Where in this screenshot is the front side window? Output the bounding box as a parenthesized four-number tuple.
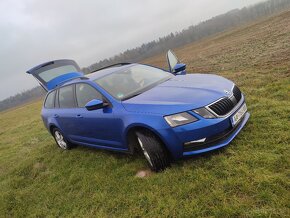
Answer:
(76, 83, 102, 107)
(59, 85, 75, 108)
(95, 65, 173, 100)
(44, 90, 56, 108)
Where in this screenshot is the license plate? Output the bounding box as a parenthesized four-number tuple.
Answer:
(231, 103, 247, 126)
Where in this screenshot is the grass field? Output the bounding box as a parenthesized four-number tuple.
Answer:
(1, 10, 290, 217)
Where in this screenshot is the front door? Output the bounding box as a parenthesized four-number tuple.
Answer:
(72, 83, 124, 149)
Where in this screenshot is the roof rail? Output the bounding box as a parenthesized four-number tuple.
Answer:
(56, 76, 88, 87)
(91, 62, 132, 73)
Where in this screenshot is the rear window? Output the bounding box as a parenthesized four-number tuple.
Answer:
(44, 91, 56, 108)
(59, 85, 75, 108)
(39, 65, 78, 82)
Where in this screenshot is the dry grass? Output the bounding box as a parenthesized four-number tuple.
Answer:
(1, 10, 290, 217)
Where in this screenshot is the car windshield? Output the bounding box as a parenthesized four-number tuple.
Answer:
(95, 65, 173, 100)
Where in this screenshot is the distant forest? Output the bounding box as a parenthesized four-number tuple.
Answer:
(87, 0, 290, 72)
(0, 87, 45, 112)
(1, 0, 289, 112)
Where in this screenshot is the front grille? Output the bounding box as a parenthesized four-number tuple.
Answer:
(209, 97, 234, 116)
(208, 85, 242, 116)
(233, 85, 242, 102)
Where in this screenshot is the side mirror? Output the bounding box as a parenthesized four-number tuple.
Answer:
(166, 50, 186, 75)
(85, 99, 107, 111)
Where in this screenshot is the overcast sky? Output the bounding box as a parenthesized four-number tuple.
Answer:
(0, 0, 264, 100)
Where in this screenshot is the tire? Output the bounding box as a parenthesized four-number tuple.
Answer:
(136, 130, 170, 172)
(52, 128, 72, 150)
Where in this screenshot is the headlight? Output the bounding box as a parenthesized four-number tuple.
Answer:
(164, 112, 198, 127)
(193, 108, 216, 119)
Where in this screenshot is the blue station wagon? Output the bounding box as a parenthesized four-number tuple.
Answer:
(27, 50, 250, 172)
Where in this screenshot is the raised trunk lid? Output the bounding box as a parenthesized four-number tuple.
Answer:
(26, 59, 83, 91)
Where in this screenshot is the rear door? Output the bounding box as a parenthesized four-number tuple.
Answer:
(55, 84, 80, 138)
(26, 59, 83, 91)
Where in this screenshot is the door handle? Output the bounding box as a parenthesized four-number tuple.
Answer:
(53, 114, 59, 118)
(76, 114, 83, 118)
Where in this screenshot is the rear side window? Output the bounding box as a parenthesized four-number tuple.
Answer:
(44, 91, 56, 108)
(76, 83, 102, 107)
(59, 85, 75, 108)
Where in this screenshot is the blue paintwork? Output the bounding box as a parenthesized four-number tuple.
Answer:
(183, 113, 250, 156)
(173, 63, 186, 75)
(46, 72, 84, 90)
(28, 60, 250, 160)
(85, 99, 104, 110)
(122, 74, 233, 115)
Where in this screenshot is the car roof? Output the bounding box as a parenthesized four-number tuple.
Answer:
(87, 63, 136, 80)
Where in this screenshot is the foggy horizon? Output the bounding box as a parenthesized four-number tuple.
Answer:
(0, 0, 264, 100)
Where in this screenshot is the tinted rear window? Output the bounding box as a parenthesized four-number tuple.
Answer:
(59, 85, 75, 108)
(44, 91, 55, 108)
(39, 65, 78, 82)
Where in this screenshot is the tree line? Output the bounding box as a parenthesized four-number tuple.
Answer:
(1, 0, 289, 112)
(87, 0, 290, 72)
(0, 86, 45, 112)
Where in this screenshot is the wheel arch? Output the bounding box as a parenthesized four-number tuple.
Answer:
(125, 124, 172, 157)
(49, 124, 58, 135)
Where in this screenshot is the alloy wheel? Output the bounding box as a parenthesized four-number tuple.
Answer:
(54, 130, 68, 149)
(137, 137, 153, 167)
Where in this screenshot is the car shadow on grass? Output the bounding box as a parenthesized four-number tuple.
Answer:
(72, 142, 229, 172)
(73, 143, 142, 161)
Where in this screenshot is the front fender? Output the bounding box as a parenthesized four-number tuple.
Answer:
(122, 113, 182, 158)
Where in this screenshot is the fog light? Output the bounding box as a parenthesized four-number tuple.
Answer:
(184, 137, 206, 145)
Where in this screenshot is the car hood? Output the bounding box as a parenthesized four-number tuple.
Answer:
(122, 74, 234, 115)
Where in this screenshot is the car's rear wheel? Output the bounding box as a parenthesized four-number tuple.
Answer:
(52, 128, 72, 150)
(136, 130, 170, 172)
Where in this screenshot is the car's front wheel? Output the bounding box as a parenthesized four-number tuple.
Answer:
(52, 128, 72, 150)
(136, 130, 170, 172)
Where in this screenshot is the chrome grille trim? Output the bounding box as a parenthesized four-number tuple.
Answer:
(205, 85, 243, 118)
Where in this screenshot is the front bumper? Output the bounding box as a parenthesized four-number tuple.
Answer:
(183, 112, 250, 156)
(157, 100, 250, 159)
